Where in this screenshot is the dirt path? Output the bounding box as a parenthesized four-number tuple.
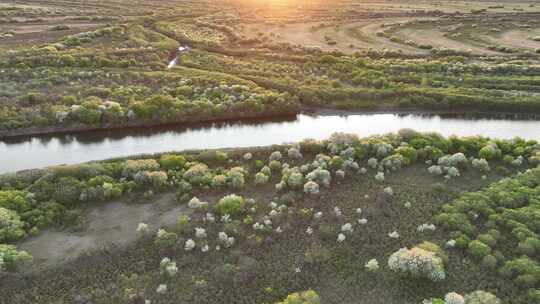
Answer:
(487, 28, 540, 50)
(18, 192, 189, 270)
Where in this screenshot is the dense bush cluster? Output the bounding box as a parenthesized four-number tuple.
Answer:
(436, 167, 540, 300)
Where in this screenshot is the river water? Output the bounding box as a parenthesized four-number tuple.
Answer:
(1, 113, 539, 174)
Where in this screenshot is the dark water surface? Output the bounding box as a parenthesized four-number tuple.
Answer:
(1, 113, 539, 174)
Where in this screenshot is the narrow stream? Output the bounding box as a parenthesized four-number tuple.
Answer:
(1, 113, 539, 174)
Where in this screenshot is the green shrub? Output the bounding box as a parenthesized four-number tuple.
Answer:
(159, 154, 186, 170)
(0, 207, 26, 242)
(481, 255, 498, 269)
(0, 244, 32, 271)
(277, 290, 320, 304)
(215, 194, 245, 216)
(478, 234, 497, 247)
(479, 144, 501, 160)
(468, 240, 491, 258)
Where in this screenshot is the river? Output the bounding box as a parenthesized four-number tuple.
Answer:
(1, 113, 539, 174)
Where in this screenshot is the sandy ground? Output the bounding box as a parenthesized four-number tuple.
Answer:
(395, 26, 500, 55)
(19, 192, 189, 270)
(487, 28, 540, 50)
(242, 17, 429, 54)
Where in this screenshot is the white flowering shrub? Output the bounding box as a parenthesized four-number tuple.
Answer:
(445, 166, 460, 179)
(388, 230, 399, 238)
(136, 222, 149, 235)
(269, 151, 282, 161)
(417, 223, 436, 232)
(428, 165, 443, 175)
(339, 147, 356, 160)
(387, 246, 446, 281)
(337, 233, 346, 242)
(384, 187, 394, 196)
(243, 153, 253, 160)
(464, 290, 500, 304)
(155, 227, 178, 245)
(367, 158, 378, 169)
(335, 170, 345, 179)
(444, 292, 465, 304)
(185, 239, 196, 251)
(218, 231, 235, 248)
(365, 258, 379, 272)
(156, 284, 167, 294)
(358, 218, 368, 225)
(260, 166, 272, 177)
(375, 142, 393, 158)
(306, 168, 331, 187)
(471, 158, 490, 172)
(183, 163, 209, 184)
(382, 154, 404, 171)
(160, 257, 178, 277)
(195, 227, 207, 239)
(438, 153, 467, 168)
(341, 223, 354, 233)
(375, 172, 385, 182)
(343, 159, 359, 171)
(287, 148, 302, 160)
(254, 172, 270, 185)
(304, 181, 319, 194)
(285, 170, 304, 189)
(188, 197, 208, 210)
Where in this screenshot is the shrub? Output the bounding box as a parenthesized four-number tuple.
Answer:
(215, 194, 245, 216)
(0, 190, 31, 213)
(481, 255, 498, 270)
(254, 172, 269, 185)
(149, 171, 168, 188)
(183, 163, 209, 185)
(227, 167, 246, 189)
(159, 154, 186, 170)
(396, 146, 418, 165)
(478, 144, 501, 160)
(212, 175, 227, 187)
(122, 159, 159, 177)
(0, 244, 32, 271)
(269, 160, 282, 171)
(444, 292, 465, 304)
(287, 148, 302, 160)
(388, 246, 446, 281)
(286, 171, 304, 190)
(306, 168, 331, 187)
(269, 151, 282, 161)
(468, 240, 491, 259)
(472, 159, 490, 172)
(276, 290, 320, 304)
(464, 290, 501, 304)
(428, 165, 443, 175)
(0, 207, 26, 242)
(304, 181, 320, 194)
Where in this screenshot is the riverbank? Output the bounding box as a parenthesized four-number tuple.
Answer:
(1, 112, 539, 174)
(2, 106, 540, 140)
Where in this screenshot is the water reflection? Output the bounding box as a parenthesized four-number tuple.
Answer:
(1, 113, 539, 174)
